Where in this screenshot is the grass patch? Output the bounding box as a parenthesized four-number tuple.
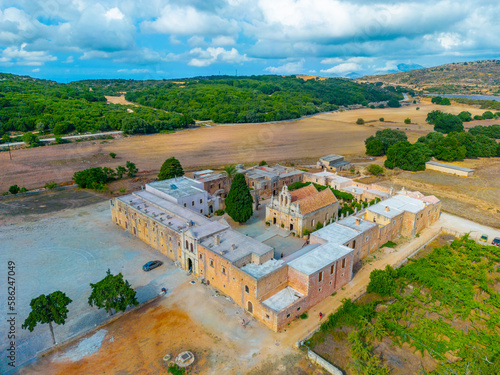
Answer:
(380, 240, 397, 248)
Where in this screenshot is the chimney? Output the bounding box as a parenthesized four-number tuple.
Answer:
(355, 218, 361, 225)
(214, 235, 220, 245)
(231, 244, 237, 250)
(385, 206, 390, 212)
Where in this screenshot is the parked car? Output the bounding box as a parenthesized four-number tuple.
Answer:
(143, 260, 163, 271)
(492, 238, 500, 247)
(480, 234, 488, 243)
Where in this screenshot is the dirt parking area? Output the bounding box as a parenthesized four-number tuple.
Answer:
(0, 196, 190, 374)
(0, 101, 485, 192)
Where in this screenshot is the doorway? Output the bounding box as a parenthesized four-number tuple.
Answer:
(289, 223, 293, 231)
(247, 301, 253, 313)
(273, 217, 277, 224)
(188, 258, 193, 272)
(133, 227, 136, 235)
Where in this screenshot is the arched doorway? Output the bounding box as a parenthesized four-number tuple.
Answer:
(247, 301, 253, 313)
(188, 258, 193, 272)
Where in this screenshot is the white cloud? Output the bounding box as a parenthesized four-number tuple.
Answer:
(64, 56, 74, 63)
(32, 68, 40, 72)
(105, 8, 125, 21)
(265, 59, 305, 74)
(0, 43, 57, 66)
(142, 4, 239, 36)
(117, 68, 150, 74)
(212, 36, 236, 46)
(320, 62, 361, 74)
(188, 47, 249, 67)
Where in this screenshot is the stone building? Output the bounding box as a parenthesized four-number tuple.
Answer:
(317, 154, 354, 172)
(425, 161, 474, 177)
(110, 180, 440, 332)
(146, 177, 220, 216)
(110, 182, 353, 332)
(266, 185, 339, 235)
(240, 164, 304, 198)
(192, 170, 231, 198)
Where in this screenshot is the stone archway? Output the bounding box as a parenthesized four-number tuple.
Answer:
(188, 258, 193, 272)
(247, 301, 253, 313)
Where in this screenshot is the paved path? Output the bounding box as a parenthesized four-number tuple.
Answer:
(6, 131, 123, 147)
(440, 212, 500, 242)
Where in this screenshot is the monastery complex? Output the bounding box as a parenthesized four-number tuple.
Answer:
(110, 162, 441, 331)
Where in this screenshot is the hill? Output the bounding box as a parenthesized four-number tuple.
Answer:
(359, 60, 500, 95)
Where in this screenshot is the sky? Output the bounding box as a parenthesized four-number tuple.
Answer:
(1, 0, 500, 82)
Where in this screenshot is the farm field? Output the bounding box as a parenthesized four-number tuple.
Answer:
(306, 235, 500, 374)
(0, 100, 486, 193)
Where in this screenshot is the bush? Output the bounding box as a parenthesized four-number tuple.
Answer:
(366, 265, 398, 296)
(109, 152, 117, 159)
(259, 160, 267, 166)
(315, 222, 324, 230)
(366, 164, 383, 175)
(118, 188, 126, 193)
(215, 209, 225, 216)
(73, 167, 116, 189)
(365, 128, 408, 156)
(281, 223, 285, 228)
(44, 181, 58, 189)
(379, 118, 384, 122)
(384, 141, 432, 171)
(303, 228, 310, 236)
(8, 185, 20, 194)
(300, 313, 308, 319)
(53, 137, 70, 144)
(404, 118, 411, 124)
(387, 98, 401, 108)
(356, 118, 365, 125)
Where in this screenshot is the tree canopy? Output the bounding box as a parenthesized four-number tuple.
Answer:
(434, 113, 464, 133)
(22, 291, 72, 345)
(365, 129, 408, 156)
(158, 157, 184, 180)
(88, 269, 138, 315)
(384, 141, 432, 171)
(225, 173, 253, 223)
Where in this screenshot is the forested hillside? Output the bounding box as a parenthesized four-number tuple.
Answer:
(125, 76, 401, 123)
(0, 73, 401, 140)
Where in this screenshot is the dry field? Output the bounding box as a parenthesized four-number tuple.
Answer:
(104, 94, 137, 106)
(0, 100, 485, 192)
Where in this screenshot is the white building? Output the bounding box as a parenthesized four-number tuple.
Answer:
(146, 177, 220, 216)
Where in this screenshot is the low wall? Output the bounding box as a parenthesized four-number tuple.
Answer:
(307, 350, 343, 375)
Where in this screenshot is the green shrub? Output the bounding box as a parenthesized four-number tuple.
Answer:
(366, 265, 398, 296)
(315, 222, 324, 230)
(259, 160, 267, 166)
(356, 118, 365, 125)
(281, 223, 285, 228)
(167, 364, 186, 375)
(303, 228, 310, 236)
(109, 152, 117, 159)
(366, 164, 383, 175)
(44, 181, 58, 189)
(8, 185, 20, 195)
(379, 117, 384, 122)
(300, 313, 308, 319)
(118, 188, 126, 193)
(404, 118, 411, 124)
(215, 209, 225, 216)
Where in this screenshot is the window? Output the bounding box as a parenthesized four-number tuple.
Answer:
(199, 254, 203, 260)
(222, 266, 226, 275)
(342, 258, 346, 268)
(393, 220, 396, 225)
(365, 236, 368, 242)
(266, 314, 270, 319)
(210, 259, 214, 267)
(352, 240, 356, 248)
(200, 199, 203, 204)
(341, 273, 344, 277)
(330, 265, 334, 274)
(297, 307, 301, 311)
(184, 203, 187, 207)
(185, 240, 189, 249)
(192, 201, 195, 206)
(190, 243, 193, 252)
(319, 271, 323, 282)
(312, 219, 315, 227)
(286, 313, 290, 318)
(318, 287, 322, 292)
(200, 209, 203, 213)
(245, 285, 249, 293)
(329, 281, 332, 285)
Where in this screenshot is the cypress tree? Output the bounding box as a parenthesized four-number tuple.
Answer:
(225, 173, 253, 223)
(158, 157, 184, 180)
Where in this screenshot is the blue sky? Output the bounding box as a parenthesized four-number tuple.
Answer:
(1, 0, 500, 82)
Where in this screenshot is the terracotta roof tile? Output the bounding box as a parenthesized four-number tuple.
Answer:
(289, 184, 317, 202)
(297, 188, 338, 215)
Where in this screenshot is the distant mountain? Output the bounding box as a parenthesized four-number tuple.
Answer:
(344, 72, 362, 79)
(358, 59, 500, 94)
(396, 63, 425, 72)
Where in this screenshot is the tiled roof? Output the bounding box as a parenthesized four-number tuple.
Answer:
(297, 188, 338, 215)
(289, 184, 318, 202)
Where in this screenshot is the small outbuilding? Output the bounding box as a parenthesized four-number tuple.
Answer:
(425, 161, 474, 177)
(317, 154, 354, 172)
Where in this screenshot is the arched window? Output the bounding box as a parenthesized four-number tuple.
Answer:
(185, 240, 188, 249)
(244, 285, 249, 293)
(190, 243, 194, 252)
